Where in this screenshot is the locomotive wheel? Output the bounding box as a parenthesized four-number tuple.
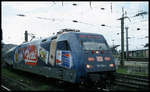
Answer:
(106, 80, 112, 90)
(78, 78, 93, 90)
(79, 80, 85, 89)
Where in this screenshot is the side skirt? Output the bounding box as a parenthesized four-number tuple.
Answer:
(13, 64, 77, 83)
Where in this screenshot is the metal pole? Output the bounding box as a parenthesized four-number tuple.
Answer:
(1, 29, 2, 41)
(25, 30, 28, 42)
(112, 39, 114, 47)
(62, 1, 63, 6)
(125, 27, 129, 60)
(120, 7, 124, 67)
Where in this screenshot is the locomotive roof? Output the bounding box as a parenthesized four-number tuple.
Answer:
(4, 46, 17, 56)
(58, 32, 103, 36)
(17, 32, 103, 46)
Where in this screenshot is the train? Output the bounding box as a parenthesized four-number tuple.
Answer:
(3, 29, 116, 88)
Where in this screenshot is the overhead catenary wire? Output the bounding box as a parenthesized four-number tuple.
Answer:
(16, 2, 148, 50)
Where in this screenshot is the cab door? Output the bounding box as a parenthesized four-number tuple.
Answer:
(56, 40, 72, 68)
(49, 39, 57, 66)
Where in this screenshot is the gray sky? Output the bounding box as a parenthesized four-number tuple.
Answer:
(2, 1, 149, 51)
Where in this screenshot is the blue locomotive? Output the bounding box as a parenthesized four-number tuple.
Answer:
(3, 29, 116, 88)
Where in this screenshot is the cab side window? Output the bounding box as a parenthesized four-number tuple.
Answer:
(57, 40, 70, 50)
(40, 39, 51, 51)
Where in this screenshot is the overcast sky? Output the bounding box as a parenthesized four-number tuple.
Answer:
(1, 1, 149, 51)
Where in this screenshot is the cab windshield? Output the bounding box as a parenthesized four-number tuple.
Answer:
(81, 41, 108, 50)
(79, 34, 109, 50)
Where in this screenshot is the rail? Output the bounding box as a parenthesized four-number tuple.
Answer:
(2, 67, 149, 91)
(1, 74, 34, 90)
(1, 68, 66, 91)
(127, 57, 148, 61)
(1, 85, 11, 91)
(114, 73, 149, 90)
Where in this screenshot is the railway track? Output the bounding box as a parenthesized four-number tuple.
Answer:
(1, 74, 35, 91)
(1, 85, 11, 91)
(1, 68, 110, 91)
(1, 70, 65, 91)
(114, 73, 149, 90)
(2, 67, 149, 91)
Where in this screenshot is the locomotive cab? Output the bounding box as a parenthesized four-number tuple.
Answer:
(77, 34, 116, 87)
(78, 34, 116, 73)
(54, 32, 116, 86)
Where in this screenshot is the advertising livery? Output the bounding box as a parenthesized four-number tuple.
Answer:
(4, 29, 116, 88)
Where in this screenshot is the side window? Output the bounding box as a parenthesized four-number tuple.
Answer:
(40, 40, 51, 51)
(57, 40, 71, 50)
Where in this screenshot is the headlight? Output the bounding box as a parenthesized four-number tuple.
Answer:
(109, 64, 114, 67)
(86, 64, 93, 69)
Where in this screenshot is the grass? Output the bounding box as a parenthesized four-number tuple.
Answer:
(2, 67, 22, 80)
(2, 67, 36, 90)
(1, 67, 42, 90)
(116, 66, 128, 74)
(116, 65, 149, 77)
(1, 67, 61, 90)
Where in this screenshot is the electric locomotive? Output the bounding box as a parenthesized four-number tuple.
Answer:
(3, 29, 116, 88)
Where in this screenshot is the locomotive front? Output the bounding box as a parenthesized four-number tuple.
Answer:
(76, 33, 116, 88)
